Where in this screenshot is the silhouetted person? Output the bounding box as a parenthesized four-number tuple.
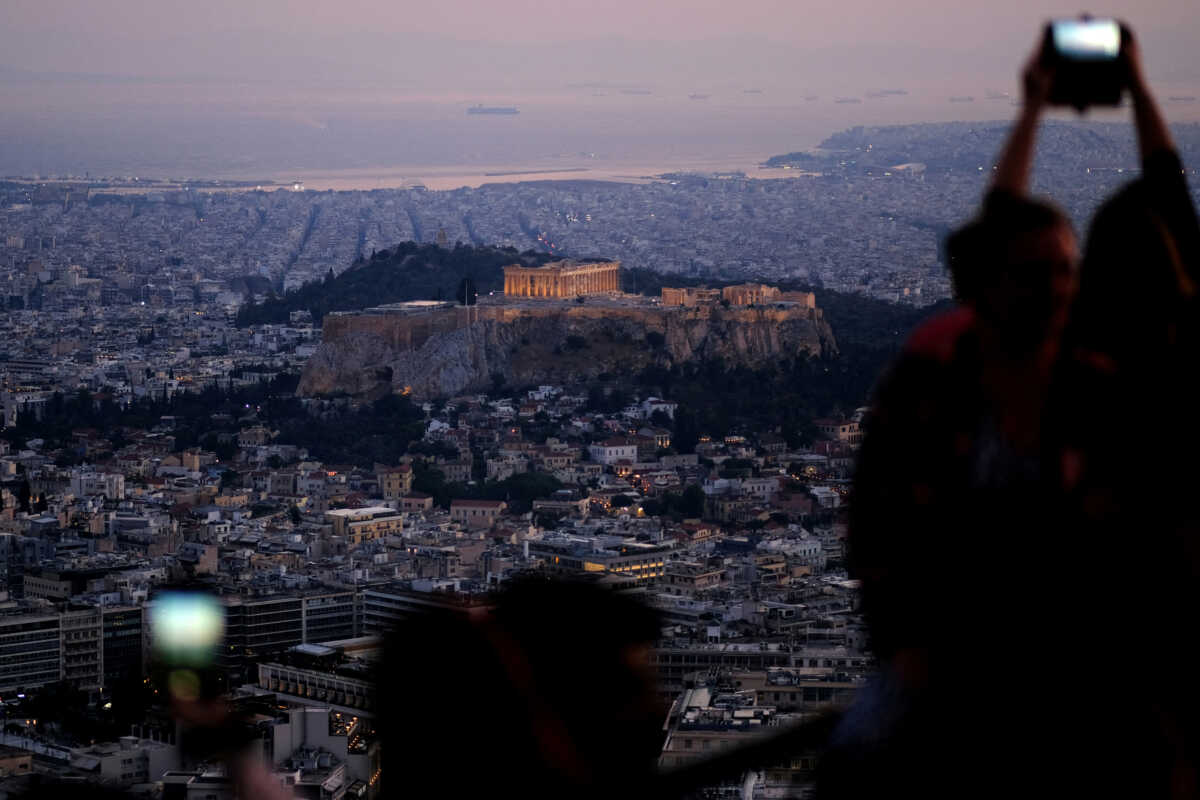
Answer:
(375, 576, 665, 800)
(830, 24, 1200, 800)
(168, 578, 665, 800)
(826, 33, 1086, 799)
(1050, 28, 1200, 797)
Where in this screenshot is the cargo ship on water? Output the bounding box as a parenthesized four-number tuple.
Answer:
(467, 104, 519, 115)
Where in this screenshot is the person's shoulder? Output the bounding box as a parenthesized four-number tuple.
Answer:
(902, 306, 978, 364)
(865, 306, 977, 420)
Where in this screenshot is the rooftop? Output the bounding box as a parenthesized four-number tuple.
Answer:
(325, 506, 399, 518)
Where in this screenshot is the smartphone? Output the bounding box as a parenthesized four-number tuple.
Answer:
(1052, 19, 1121, 62)
(150, 590, 225, 670)
(1045, 18, 1125, 110)
(150, 590, 253, 756)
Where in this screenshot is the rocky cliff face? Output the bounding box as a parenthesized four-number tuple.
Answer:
(298, 302, 837, 399)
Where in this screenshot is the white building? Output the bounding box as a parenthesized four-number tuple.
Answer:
(641, 397, 678, 420)
(267, 706, 377, 791)
(588, 438, 639, 465)
(69, 735, 179, 786)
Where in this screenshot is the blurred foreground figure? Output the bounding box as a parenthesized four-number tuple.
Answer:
(828, 24, 1199, 799)
(1052, 28, 1200, 798)
(160, 578, 663, 800)
(376, 577, 664, 800)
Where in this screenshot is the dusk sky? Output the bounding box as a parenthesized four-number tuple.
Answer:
(3, 0, 1199, 178)
(4, 0, 1199, 90)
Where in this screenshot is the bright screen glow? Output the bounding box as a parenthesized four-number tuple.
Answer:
(150, 592, 225, 667)
(1053, 19, 1120, 61)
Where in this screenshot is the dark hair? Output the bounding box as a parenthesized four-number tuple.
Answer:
(1069, 181, 1196, 357)
(947, 192, 1072, 304)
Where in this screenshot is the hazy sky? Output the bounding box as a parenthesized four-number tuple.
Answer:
(3, 0, 1199, 177)
(3, 0, 1199, 91)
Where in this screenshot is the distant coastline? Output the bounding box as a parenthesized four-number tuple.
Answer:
(9, 113, 1200, 194)
(483, 167, 590, 177)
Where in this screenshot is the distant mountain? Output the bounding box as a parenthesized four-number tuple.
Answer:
(807, 120, 1200, 174)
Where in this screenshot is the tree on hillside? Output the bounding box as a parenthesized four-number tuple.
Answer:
(235, 243, 554, 326)
(680, 484, 706, 518)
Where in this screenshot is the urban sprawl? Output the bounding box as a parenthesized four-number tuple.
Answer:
(1, 119, 1197, 798)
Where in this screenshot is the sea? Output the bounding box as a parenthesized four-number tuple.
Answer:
(2, 82, 1198, 190)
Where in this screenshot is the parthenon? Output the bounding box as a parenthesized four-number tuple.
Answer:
(503, 259, 620, 298)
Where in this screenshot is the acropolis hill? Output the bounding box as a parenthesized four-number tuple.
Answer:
(298, 261, 836, 400)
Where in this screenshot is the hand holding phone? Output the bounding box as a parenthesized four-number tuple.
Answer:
(152, 589, 259, 759)
(150, 589, 225, 701)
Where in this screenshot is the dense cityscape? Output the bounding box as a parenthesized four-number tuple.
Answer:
(0, 113, 1197, 799)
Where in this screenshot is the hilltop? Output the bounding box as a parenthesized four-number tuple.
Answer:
(242, 239, 951, 408)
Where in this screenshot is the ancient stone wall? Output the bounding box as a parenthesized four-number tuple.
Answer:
(299, 300, 836, 400)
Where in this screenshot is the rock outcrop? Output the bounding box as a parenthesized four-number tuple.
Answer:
(298, 300, 837, 399)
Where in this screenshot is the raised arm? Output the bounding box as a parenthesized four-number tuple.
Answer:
(1122, 27, 1176, 164)
(1118, 24, 1200, 284)
(991, 42, 1054, 196)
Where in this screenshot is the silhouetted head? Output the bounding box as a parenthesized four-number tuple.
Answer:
(375, 576, 664, 799)
(948, 194, 1078, 354)
(1069, 181, 1196, 363)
